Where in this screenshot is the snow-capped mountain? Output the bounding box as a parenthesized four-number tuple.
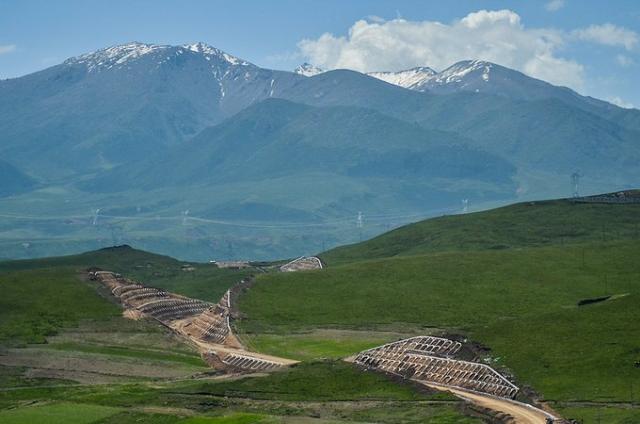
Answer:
(294, 62, 324, 77)
(420, 60, 609, 107)
(3, 41, 640, 261)
(429, 60, 492, 87)
(293, 59, 614, 109)
(294, 60, 498, 93)
(1, 41, 303, 178)
(367, 67, 437, 90)
(65, 41, 253, 74)
(294, 63, 437, 89)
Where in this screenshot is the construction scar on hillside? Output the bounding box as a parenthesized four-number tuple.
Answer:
(91, 270, 297, 373)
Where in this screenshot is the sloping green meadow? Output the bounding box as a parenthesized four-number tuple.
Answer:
(239, 241, 640, 404)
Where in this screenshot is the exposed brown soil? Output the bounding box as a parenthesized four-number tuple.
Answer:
(94, 271, 297, 375)
(0, 348, 200, 383)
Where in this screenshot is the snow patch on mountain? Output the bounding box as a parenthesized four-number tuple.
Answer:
(368, 67, 437, 89)
(293, 61, 495, 91)
(66, 42, 170, 71)
(184, 42, 251, 66)
(294, 63, 325, 77)
(432, 60, 493, 86)
(66, 41, 252, 72)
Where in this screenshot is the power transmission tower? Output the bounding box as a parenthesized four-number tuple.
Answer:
(92, 208, 101, 226)
(571, 172, 582, 198)
(182, 210, 190, 225)
(357, 211, 364, 242)
(462, 199, 469, 213)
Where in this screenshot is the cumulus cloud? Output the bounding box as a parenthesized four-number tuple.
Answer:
(0, 44, 16, 55)
(298, 10, 584, 90)
(545, 0, 565, 12)
(573, 23, 638, 50)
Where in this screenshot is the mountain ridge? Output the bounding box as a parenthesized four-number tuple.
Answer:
(1, 40, 640, 260)
(294, 59, 638, 114)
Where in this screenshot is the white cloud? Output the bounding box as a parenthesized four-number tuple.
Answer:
(545, 0, 565, 12)
(298, 10, 584, 90)
(616, 54, 634, 67)
(608, 96, 635, 109)
(365, 15, 386, 24)
(573, 23, 638, 50)
(0, 44, 16, 55)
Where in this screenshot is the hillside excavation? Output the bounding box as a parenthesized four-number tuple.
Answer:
(93, 269, 561, 423)
(92, 270, 297, 373)
(352, 337, 561, 424)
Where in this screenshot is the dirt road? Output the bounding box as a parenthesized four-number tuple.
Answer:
(426, 383, 557, 424)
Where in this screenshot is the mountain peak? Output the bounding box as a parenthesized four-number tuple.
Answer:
(294, 63, 325, 77)
(182, 42, 250, 66)
(433, 60, 495, 84)
(368, 66, 437, 89)
(65, 41, 251, 72)
(65, 42, 171, 70)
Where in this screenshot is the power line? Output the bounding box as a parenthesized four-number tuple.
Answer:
(0, 205, 461, 230)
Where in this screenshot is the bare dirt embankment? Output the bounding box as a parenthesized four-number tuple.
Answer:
(94, 271, 297, 373)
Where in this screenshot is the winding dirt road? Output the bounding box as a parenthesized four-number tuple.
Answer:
(426, 383, 557, 424)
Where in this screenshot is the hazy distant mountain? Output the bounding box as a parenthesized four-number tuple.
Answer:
(295, 59, 640, 126)
(0, 42, 303, 179)
(86, 98, 516, 194)
(0, 160, 36, 197)
(294, 64, 438, 90)
(2, 41, 640, 260)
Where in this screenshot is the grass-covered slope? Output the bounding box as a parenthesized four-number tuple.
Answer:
(0, 245, 253, 345)
(240, 246, 639, 410)
(321, 197, 640, 264)
(237, 198, 640, 421)
(0, 267, 119, 345)
(0, 361, 479, 424)
(0, 246, 483, 423)
(0, 244, 180, 273)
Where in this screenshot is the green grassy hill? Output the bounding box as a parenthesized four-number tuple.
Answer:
(0, 245, 255, 346)
(236, 197, 640, 423)
(0, 245, 479, 423)
(3, 197, 640, 422)
(321, 196, 640, 264)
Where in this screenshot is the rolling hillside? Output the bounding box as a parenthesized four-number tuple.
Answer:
(0, 245, 479, 423)
(236, 195, 640, 423)
(321, 192, 640, 264)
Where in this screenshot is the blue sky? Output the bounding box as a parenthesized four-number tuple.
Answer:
(1, 0, 639, 107)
